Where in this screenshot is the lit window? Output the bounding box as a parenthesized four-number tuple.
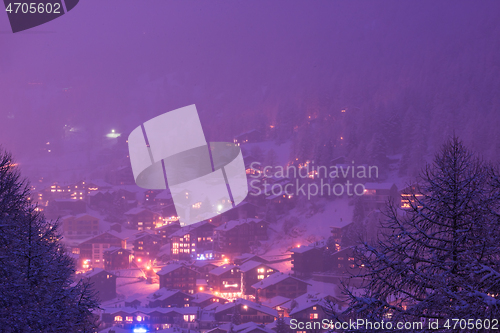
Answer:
(258, 275, 264, 280)
(137, 315, 142, 322)
(257, 268, 264, 273)
(114, 316, 122, 322)
(184, 315, 189, 322)
(126, 316, 133, 322)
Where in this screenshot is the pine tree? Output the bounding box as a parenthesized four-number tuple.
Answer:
(275, 315, 287, 333)
(341, 137, 500, 331)
(0, 149, 99, 332)
(231, 304, 242, 326)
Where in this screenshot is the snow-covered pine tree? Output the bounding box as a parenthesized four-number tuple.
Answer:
(340, 137, 500, 332)
(0, 149, 99, 332)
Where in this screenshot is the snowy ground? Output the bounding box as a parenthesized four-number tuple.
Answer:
(101, 277, 158, 308)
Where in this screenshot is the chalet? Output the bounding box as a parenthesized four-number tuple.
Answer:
(48, 199, 86, 216)
(124, 297, 142, 308)
(234, 129, 263, 145)
(156, 244, 171, 262)
(154, 190, 173, 206)
(208, 264, 241, 295)
(78, 232, 126, 269)
(78, 268, 116, 302)
(101, 306, 202, 331)
(234, 253, 269, 266)
(244, 154, 263, 176)
(329, 218, 352, 244)
(290, 246, 325, 278)
(215, 298, 277, 324)
(61, 213, 99, 238)
(240, 260, 278, 295)
(261, 296, 291, 318)
(400, 184, 424, 210)
(115, 188, 137, 201)
(144, 189, 164, 203)
(156, 263, 198, 294)
(252, 273, 310, 300)
(130, 231, 161, 262)
(361, 182, 398, 213)
(326, 247, 357, 274)
(170, 221, 215, 260)
(207, 322, 275, 333)
(103, 247, 131, 270)
(85, 179, 113, 192)
(190, 292, 228, 308)
(124, 207, 162, 230)
(191, 261, 218, 279)
(285, 292, 345, 322)
(146, 288, 193, 308)
(214, 219, 268, 254)
(155, 221, 182, 245)
(46, 181, 88, 201)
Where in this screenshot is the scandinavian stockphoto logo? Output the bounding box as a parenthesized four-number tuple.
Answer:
(128, 105, 249, 225)
(3, 0, 79, 33)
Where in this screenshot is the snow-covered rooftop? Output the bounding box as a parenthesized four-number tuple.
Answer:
(214, 218, 264, 232)
(238, 260, 272, 272)
(209, 264, 238, 276)
(215, 298, 277, 317)
(156, 263, 195, 276)
(260, 295, 291, 308)
(251, 272, 310, 290)
(146, 288, 188, 302)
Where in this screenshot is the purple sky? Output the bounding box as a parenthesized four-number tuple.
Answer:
(1, 1, 499, 166)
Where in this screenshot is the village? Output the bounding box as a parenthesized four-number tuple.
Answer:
(23, 129, 412, 333)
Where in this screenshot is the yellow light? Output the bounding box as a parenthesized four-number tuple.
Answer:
(137, 258, 142, 262)
(243, 305, 248, 310)
(224, 258, 229, 263)
(146, 266, 151, 270)
(199, 286, 203, 291)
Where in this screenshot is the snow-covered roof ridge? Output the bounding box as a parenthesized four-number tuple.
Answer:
(214, 298, 277, 317)
(214, 218, 265, 231)
(209, 264, 238, 276)
(238, 260, 272, 272)
(146, 288, 188, 301)
(156, 263, 197, 276)
(124, 206, 154, 215)
(251, 272, 311, 290)
(170, 220, 209, 237)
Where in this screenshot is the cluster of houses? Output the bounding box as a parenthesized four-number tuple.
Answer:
(28, 133, 422, 333)
(90, 251, 347, 332)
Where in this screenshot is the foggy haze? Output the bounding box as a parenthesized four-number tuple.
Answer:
(0, 0, 499, 180)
